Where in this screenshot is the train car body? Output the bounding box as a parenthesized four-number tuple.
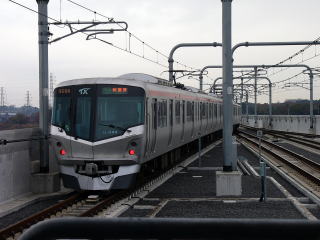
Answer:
(50, 73, 240, 190)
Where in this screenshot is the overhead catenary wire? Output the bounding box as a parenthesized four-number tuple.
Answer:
(64, 0, 198, 71)
(8, 0, 198, 73)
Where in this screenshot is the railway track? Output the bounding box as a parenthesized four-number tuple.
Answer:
(1, 185, 147, 239)
(240, 124, 320, 139)
(237, 129, 320, 197)
(1, 138, 217, 240)
(0, 182, 151, 240)
(241, 125, 320, 148)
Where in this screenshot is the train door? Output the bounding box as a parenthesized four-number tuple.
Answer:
(181, 100, 185, 141)
(199, 102, 202, 132)
(168, 99, 173, 146)
(150, 98, 157, 153)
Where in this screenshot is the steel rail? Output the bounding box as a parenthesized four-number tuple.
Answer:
(79, 190, 127, 217)
(266, 132, 320, 150)
(237, 131, 320, 186)
(241, 125, 320, 149)
(0, 192, 84, 240)
(0, 137, 221, 238)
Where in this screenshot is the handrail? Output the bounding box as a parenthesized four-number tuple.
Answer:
(20, 217, 320, 240)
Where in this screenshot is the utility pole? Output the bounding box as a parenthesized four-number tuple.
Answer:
(37, 0, 50, 173)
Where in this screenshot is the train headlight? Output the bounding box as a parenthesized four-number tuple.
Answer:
(60, 149, 67, 155)
(128, 149, 135, 155)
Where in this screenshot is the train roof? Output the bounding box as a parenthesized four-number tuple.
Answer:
(55, 73, 240, 105)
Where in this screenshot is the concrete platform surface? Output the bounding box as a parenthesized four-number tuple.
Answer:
(119, 140, 316, 220)
(0, 188, 72, 229)
(146, 170, 285, 199)
(155, 200, 304, 218)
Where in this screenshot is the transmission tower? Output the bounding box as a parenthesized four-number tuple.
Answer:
(25, 91, 31, 107)
(0, 87, 5, 109)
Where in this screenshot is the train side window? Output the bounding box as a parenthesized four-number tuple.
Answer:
(163, 100, 167, 127)
(209, 103, 212, 120)
(212, 103, 214, 120)
(214, 104, 217, 119)
(187, 101, 192, 122)
(192, 101, 195, 122)
(201, 102, 206, 120)
(169, 99, 173, 126)
(152, 98, 157, 129)
(182, 100, 185, 124)
(195, 102, 198, 121)
(207, 103, 209, 119)
(175, 100, 180, 124)
(158, 99, 167, 128)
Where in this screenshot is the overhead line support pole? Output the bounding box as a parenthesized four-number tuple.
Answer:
(254, 67, 258, 125)
(222, 0, 234, 171)
(168, 42, 222, 85)
(37, 0, 50, 173)
(232, 42, 320, 129)
(213, 77, 273, 127)
(202, 64, 314, 128)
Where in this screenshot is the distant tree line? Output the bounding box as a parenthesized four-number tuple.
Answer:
(0, 106, 39, 130)
(241, 99, 320, 115)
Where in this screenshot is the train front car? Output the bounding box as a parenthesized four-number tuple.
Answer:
(51, 78, 145, 190)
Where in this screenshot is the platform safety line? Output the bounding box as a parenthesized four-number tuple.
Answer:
(100, 140, 222, 218)
(239, 140, 320, 209)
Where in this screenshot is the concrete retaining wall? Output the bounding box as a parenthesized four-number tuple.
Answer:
(0, 128, 58, 204)
(241, 115, 319, 135)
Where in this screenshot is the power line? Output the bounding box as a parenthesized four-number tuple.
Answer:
(64, 0, 198, 71)
(9, 0, 198, 73)
(275, 37, 320, 66)
(65, 0, 168, 59)
(268, 49, 320, 77)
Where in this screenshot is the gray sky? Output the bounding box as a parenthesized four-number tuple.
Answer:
(1, 0, 320, 106)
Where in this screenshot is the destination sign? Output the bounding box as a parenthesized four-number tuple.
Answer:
(102, 87, 128, 95)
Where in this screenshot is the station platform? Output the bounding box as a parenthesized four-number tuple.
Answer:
(118, 142, 317, 220)
(0, 188, 72, 230)
(0, 141, 318, 225)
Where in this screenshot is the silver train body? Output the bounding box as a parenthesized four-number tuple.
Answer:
(50, 73, 241, 190)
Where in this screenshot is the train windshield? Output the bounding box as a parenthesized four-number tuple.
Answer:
(95, 85, 145, 141)
(52, 88, 72, 134)
(52, 84, 145, 141)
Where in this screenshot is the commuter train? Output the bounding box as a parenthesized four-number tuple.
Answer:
(50, 73, 241, 190)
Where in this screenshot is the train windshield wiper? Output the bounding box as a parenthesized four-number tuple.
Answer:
(99, 124, 132, 133)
